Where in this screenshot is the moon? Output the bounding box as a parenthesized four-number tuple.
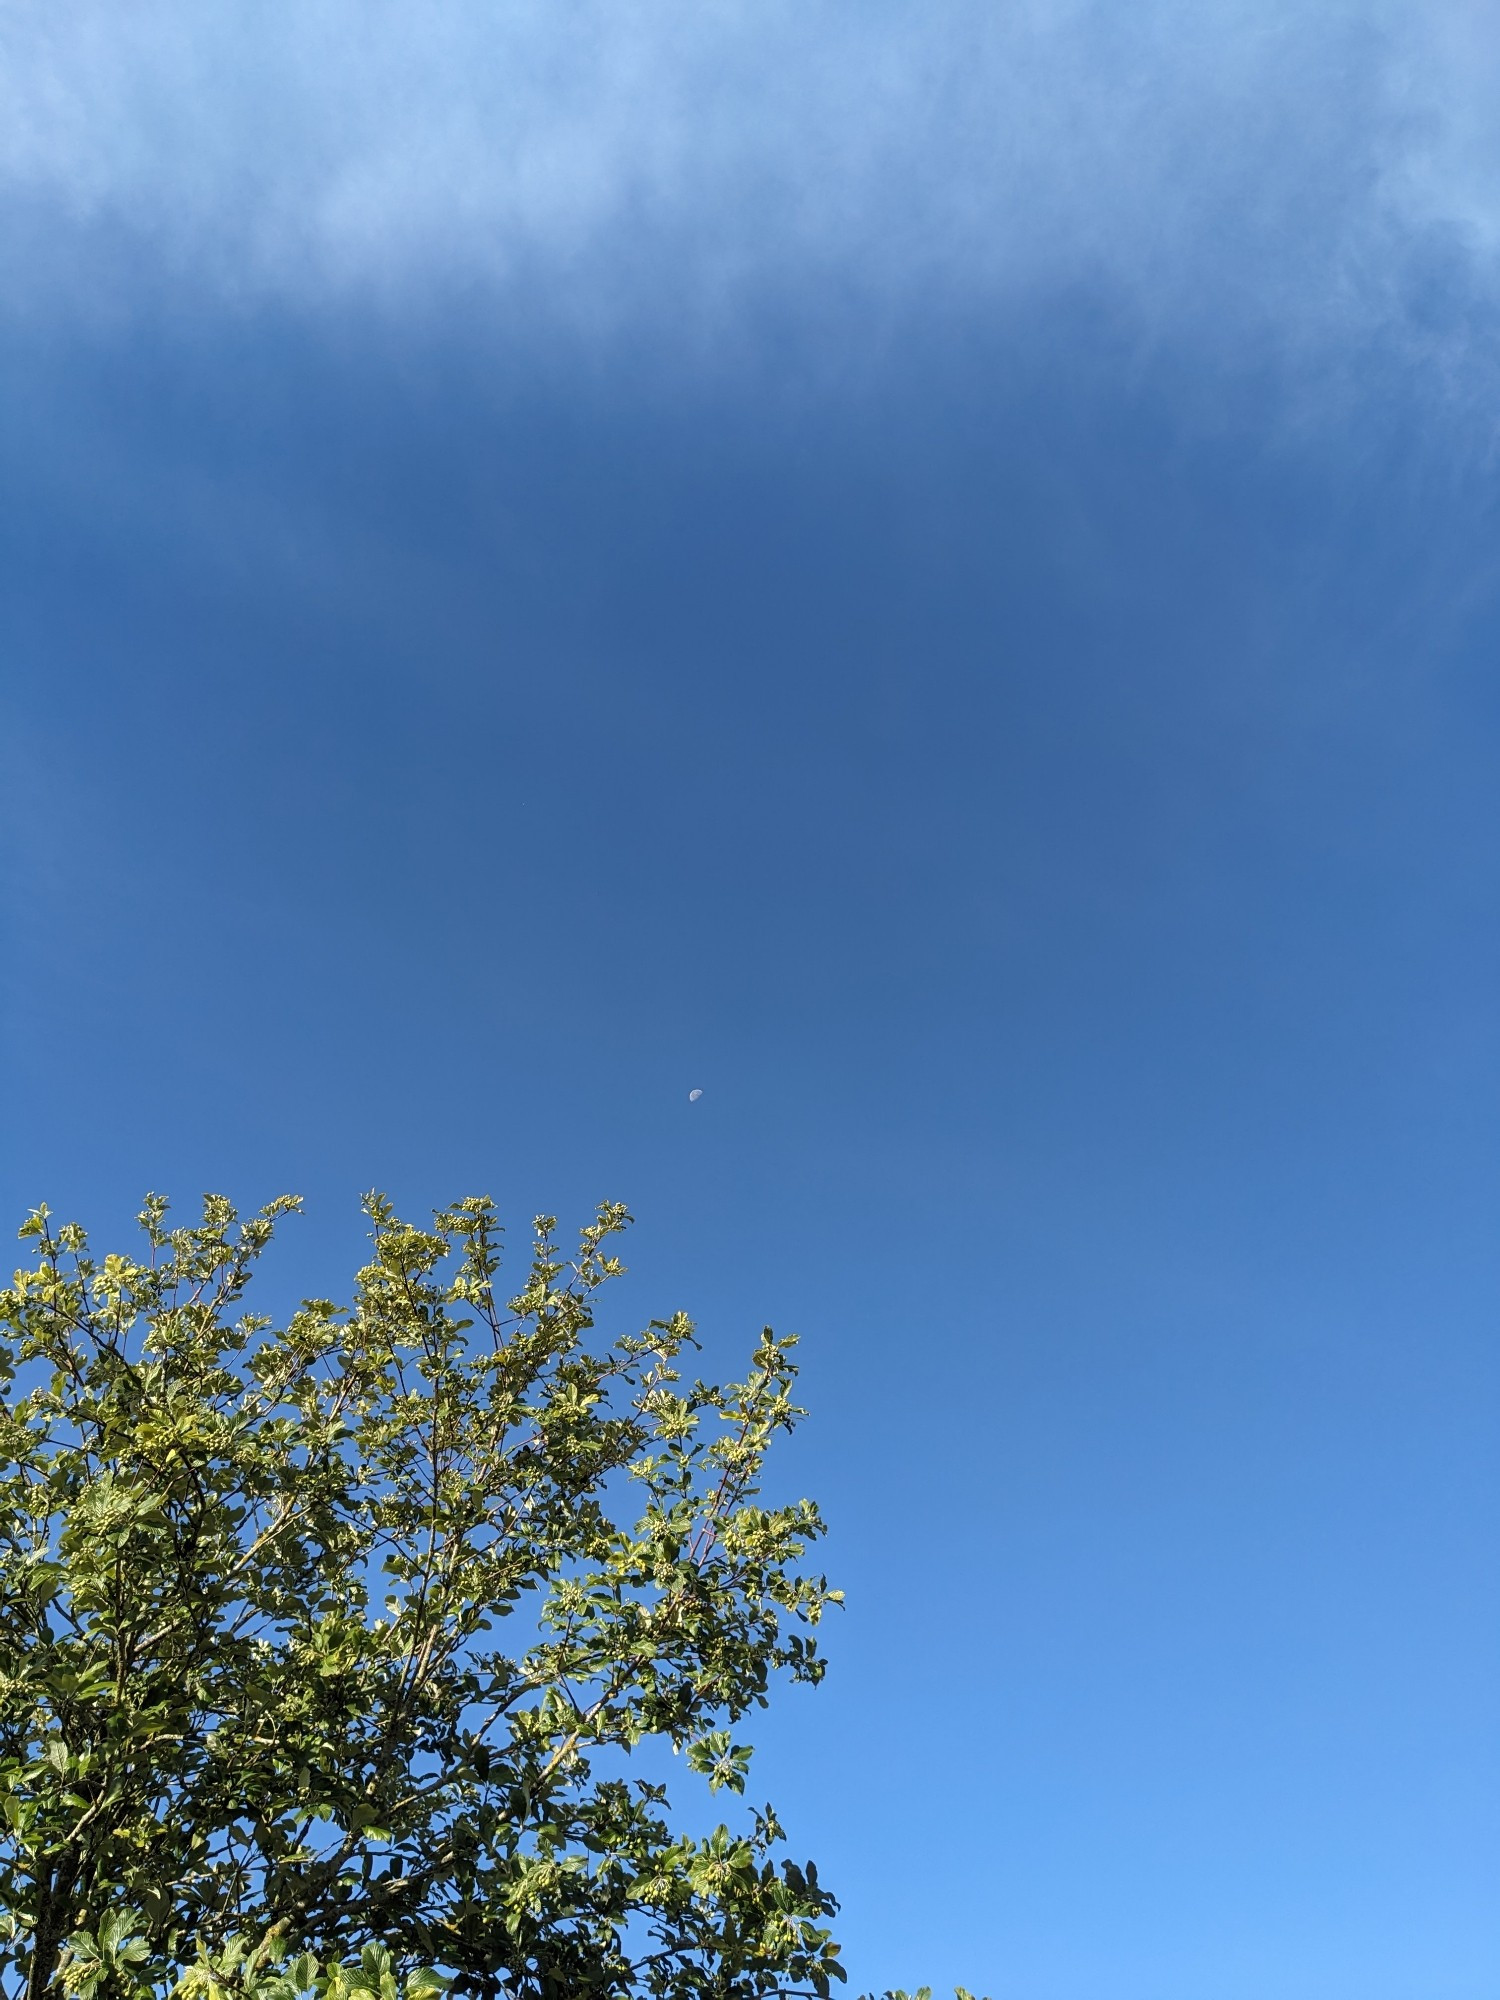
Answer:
(688, 1088, 703, 1102)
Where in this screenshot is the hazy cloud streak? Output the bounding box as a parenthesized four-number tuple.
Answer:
(0, 1, 1496, 380)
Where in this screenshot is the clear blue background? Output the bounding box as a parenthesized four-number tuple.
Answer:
(2, 8, 1499, 1995)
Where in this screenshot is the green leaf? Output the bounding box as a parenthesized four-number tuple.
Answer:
(0, 1188, 853, 2000)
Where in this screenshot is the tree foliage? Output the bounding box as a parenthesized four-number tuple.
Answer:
(0, 1192, 847, 2000)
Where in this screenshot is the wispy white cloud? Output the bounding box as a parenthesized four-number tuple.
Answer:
(0, 1, 1496, 378)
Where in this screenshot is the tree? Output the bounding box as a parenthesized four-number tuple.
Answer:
(0, 1192, 847, 2000)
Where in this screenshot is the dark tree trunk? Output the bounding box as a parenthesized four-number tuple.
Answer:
(25, 1857, 79, 2000)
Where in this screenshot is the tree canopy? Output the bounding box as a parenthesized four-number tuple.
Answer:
(0, 1192, 849, 2000)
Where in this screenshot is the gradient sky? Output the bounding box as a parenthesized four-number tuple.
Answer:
(3, 7, 1500, 1997)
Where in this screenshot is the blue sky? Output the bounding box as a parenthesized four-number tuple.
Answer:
(3, 6, 1500, 1996)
